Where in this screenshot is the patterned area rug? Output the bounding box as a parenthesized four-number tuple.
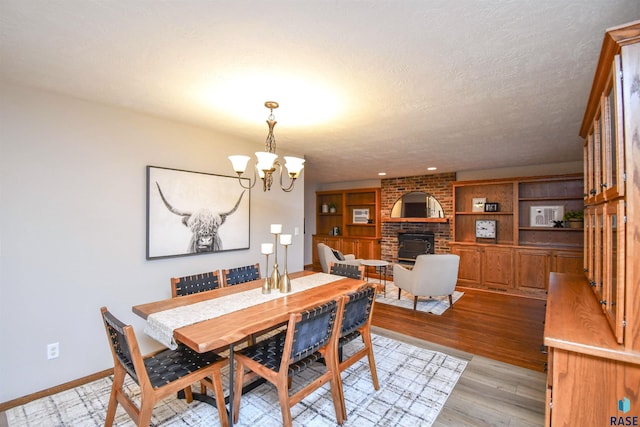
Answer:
(376, 282, 464, 315)
(6, 334, 466, 427)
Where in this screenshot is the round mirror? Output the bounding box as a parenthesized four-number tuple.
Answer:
(390, 191, 444, 218)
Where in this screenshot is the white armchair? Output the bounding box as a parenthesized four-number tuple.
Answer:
(317, 243, 362, 273)
(392, 254, 460, 310)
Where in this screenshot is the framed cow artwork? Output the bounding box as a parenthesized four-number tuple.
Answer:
(146, 166, 250, 259)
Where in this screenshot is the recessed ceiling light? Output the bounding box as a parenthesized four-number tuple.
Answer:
(427, 167, 437, 171)
(378, 172, 387, 176)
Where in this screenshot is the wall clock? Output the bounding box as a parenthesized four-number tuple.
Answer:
(475, 219, 497, 242)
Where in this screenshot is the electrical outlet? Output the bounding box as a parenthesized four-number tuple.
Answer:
(47, 342, 59, 360)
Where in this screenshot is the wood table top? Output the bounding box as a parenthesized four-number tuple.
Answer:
(133, 271, 367, 353)
(544, 272, 640, 364)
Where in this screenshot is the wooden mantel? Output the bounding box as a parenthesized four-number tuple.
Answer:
(382, 217, 449, 223)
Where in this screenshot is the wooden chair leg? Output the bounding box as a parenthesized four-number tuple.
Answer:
(276, 376, 294, 427)
(137, 399, 154, 427)
(414, 296, 418, 310)
(183, 386, 193, 403)
(105, 366, 126, 427)
(206, 368, 229, 427)
(233, 362, 246, 424)
(361, 330, 380, 390)
(448, 294, 453, 308)
(398, 288, 401, 299)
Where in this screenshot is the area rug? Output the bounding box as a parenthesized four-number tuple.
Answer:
(375, 282, 464, 315)
(6, 334, 466, 427)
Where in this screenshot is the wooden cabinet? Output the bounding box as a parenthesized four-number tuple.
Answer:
(451, 174, 583, 296)
(312, 188, 381, 269)
(451, 243, 583, 297)
(450, 244, 513, 290)
(515, 248, 584, 293)
(545, 21, 640, 427)
(545, 274, 640, 427)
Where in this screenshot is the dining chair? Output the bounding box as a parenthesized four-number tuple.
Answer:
(231, 297, 346, 427)
(337, 284, 379, 419)
(171, 270, 222, 297)
(329, 262, 365, 280)
(170, 270, 224, 396)
(100, 307, 228, 427)
(222, 263, 260, 286)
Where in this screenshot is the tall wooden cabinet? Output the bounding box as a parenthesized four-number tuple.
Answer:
(312, 188, 381, 270)
(544, 21, 640, 427)
(450, 174, 584, 297)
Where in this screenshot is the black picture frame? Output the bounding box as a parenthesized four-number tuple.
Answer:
(484, 202, 499, 212)
(146, 166, 250, 259)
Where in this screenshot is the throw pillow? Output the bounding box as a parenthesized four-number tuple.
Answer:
(332, 249, 346, 261)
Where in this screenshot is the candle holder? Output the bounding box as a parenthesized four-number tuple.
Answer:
(270, 228, 281, 290)
(262, 253, 271, 294)
(279, 234, 292, 293)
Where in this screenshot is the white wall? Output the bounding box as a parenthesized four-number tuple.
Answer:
(0, 82, 305, 403)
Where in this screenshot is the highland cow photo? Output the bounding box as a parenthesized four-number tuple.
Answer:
(146, 166, 250, 259)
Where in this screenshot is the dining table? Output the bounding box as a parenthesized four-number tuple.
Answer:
(132, 270, 367, 426)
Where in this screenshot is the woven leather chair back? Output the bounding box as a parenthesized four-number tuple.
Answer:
(329, 262, 365, 280)
(102, 308, 139, 383)
(171, 271, 222, 297)
(223, 263, 260, 286)
(341, 285, 376, 337)
(289, 299, 339, 364)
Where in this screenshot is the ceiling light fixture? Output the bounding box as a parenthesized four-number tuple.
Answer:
(228, 102, 305, 192)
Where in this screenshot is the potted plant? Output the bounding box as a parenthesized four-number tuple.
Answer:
(563, 210, 584, 229)
(328, 202, 337, 213)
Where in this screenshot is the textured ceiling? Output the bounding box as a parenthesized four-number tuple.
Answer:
(1, 1, 639, 184)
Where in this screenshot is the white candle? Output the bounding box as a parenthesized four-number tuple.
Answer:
(280, 234, 292, 245)
(261, 243, 273, 254)
(270, 224, 282, 234)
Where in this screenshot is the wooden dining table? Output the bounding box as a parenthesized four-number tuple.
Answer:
(132, 270, 367, 425)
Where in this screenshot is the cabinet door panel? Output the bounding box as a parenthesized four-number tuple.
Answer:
(482, 247, 513, 289)
(340, 238, 358, 257)
(356, 239, 379, 260)
(451, 246, 481, 286)
(516, 250, 549, 290)
(553, 251, 583, 275)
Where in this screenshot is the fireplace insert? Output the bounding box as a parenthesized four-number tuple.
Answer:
(397, 232, 435, 264)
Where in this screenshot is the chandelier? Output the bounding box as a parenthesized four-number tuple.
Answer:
(228, 102, 305, 192)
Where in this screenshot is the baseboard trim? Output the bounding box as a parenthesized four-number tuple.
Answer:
(0, 368, 113, 412)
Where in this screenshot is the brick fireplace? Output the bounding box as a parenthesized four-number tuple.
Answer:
(381, 173, 455, 263)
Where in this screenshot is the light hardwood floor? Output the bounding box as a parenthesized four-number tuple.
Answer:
(374, 328, 546, 426)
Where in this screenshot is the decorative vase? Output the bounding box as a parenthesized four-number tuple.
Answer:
(322, 204, 328, 213)
(568, 219, 583, 229)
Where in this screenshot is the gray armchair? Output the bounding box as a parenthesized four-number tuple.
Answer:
(393, 254, 460, 310)
(317, 243, 362, 273)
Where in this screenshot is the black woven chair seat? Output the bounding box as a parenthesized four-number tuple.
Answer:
(144, 344, 224, 389)
(239, 331, 323, 377)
